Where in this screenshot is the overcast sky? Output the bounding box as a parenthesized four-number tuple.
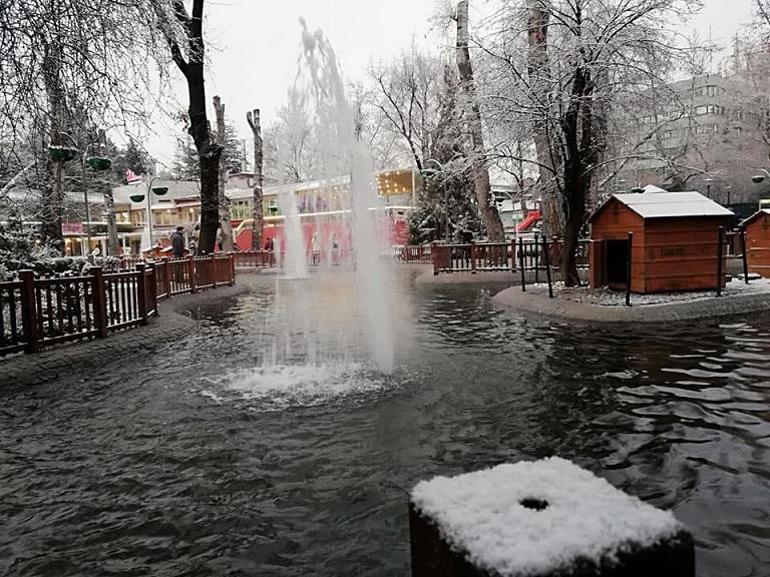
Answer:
(146, 0, 758, 170)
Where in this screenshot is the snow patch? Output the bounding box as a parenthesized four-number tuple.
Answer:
(411, 457, 682, 576)
(546, 278, 770, 308)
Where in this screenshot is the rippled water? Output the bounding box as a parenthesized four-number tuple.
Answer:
(2, 270, 770, 576)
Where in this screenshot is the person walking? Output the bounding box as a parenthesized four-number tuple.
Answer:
(171, 226, 186, 259)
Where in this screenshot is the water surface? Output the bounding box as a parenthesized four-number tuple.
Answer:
(2, 271, 769, 576)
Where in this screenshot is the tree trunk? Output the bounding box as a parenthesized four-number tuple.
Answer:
(559, 66, 593, 287)
(247, 109, 264, 251)
(455, 0, 505, 242)
(169, 0, 222, 255)
(41, 40, 66, 252)
(526, 0, 562, 238)
(213, 95, 234, 252)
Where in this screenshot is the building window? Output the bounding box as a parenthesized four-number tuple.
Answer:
(230, 200, 252, 221)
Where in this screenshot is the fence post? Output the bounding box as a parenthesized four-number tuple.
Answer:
(510, 238, 516, 273)
(161, 257, 171, 297)
(430, 243, 437, 275)
(470, 241, 477, 274)
(148, 263, 159, 317)
(211, 254, 218, 289)
(542, 236, 554, 298)
(534, 233, 540, 284)
(136, 263, 148, 326)
(518, 237, 526, 292)
(716, 226, 724, 297)
(229, 253, 235, 286)
(92, 266, 109, 337)
(625, 232, 633, 307)
(188, 255, 197, 294)
(19, 270, 39, 353)
(741, 227, 749, 284)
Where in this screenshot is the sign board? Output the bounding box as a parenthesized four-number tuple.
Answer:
(62, 221, 84, 235)
(377, 170, 420, 196)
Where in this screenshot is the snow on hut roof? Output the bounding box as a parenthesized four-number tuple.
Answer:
(740, 208, 770, 228)
(606, 191, 734, 220)
(411, 457, 682, 576)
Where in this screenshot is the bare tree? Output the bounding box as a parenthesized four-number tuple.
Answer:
(156, 0, 222, 255)
(213, 96, 234, 252)
(368, 46, 443, 171)
(455, 0, 505, 242)
(1, 0, 166, 251)
(480, 0, 700, 284)
(246, 109, 264, 251)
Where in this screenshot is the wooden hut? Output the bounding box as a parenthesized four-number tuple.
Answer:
(741, 209, 770, 277)
(588, 191, 734, 293)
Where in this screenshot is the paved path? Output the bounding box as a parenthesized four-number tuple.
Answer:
(0, 284, 248, 389)
(493, 284, 770, 324)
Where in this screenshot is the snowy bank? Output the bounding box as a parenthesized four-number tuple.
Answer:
(493, 279, 770, 324)
(409, 458, 694, 576)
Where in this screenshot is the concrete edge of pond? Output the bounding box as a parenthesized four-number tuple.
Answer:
(492, 284, 770, 324)
(415, 269, 542, 285)
(0, 284, 249, 389)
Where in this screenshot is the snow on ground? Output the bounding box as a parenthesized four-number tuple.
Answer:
(531, 278, 770, 308)
(411, 457, 682, 576)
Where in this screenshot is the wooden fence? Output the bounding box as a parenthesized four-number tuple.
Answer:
(0, 254, 235, 358)
(393, 245, 432, 263)
(233, 250, 276, 269)
(431, 238, 589, 275)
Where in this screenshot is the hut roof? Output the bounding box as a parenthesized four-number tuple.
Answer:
(591, 191, 734, 221)
(739, 209, 770, 228)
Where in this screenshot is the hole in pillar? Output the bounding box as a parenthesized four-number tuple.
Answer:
(520, 498, 549, 511)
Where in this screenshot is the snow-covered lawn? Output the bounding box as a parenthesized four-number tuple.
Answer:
(532, 278, 770, 307)
(412, 457, 683, 576)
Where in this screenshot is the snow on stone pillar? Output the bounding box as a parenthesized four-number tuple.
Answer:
(409, 457, 694, 577)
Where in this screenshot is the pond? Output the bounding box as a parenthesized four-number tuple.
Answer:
(1, 269, 769, 576)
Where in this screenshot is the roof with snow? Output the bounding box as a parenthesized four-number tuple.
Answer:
(591, 191, 734, 221)
(740, 209, 770, 227)
(411, 457, 683, 576)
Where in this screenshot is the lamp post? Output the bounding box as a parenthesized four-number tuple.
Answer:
(704, 177, 713, 200)
(129, 176, 168, 253)
(751, 169, 770, 184)
(53, 135, 112, 256)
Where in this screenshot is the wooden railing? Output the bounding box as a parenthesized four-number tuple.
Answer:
(431, 238, 590, 275)
(0, 254, 235, 358)
(233, 250, 276, 269)
(393, 245, 432, 263)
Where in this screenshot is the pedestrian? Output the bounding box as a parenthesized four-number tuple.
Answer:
(312, 234, 320, 265)
(171, 226, 185, 259)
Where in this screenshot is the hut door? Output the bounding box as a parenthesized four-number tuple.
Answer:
(606, 239, 629, 288)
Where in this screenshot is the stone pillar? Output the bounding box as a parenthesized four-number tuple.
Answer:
(409, 458, 694, 577)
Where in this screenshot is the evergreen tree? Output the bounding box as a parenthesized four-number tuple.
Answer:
(171, 135, 200, 181)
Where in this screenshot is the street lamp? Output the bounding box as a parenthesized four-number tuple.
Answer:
(52, 134, 110, 256)
(704, 177, 713, 199)
(425, 158, 450, 243)
(751, 168, 770, 184)
(128, 176, 168, 252)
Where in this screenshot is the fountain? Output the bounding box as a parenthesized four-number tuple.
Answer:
(258, 20, 396, 375)
(278, 184, 309, 279)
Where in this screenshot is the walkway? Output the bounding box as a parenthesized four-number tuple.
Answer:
(493, 283, 770, 323)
